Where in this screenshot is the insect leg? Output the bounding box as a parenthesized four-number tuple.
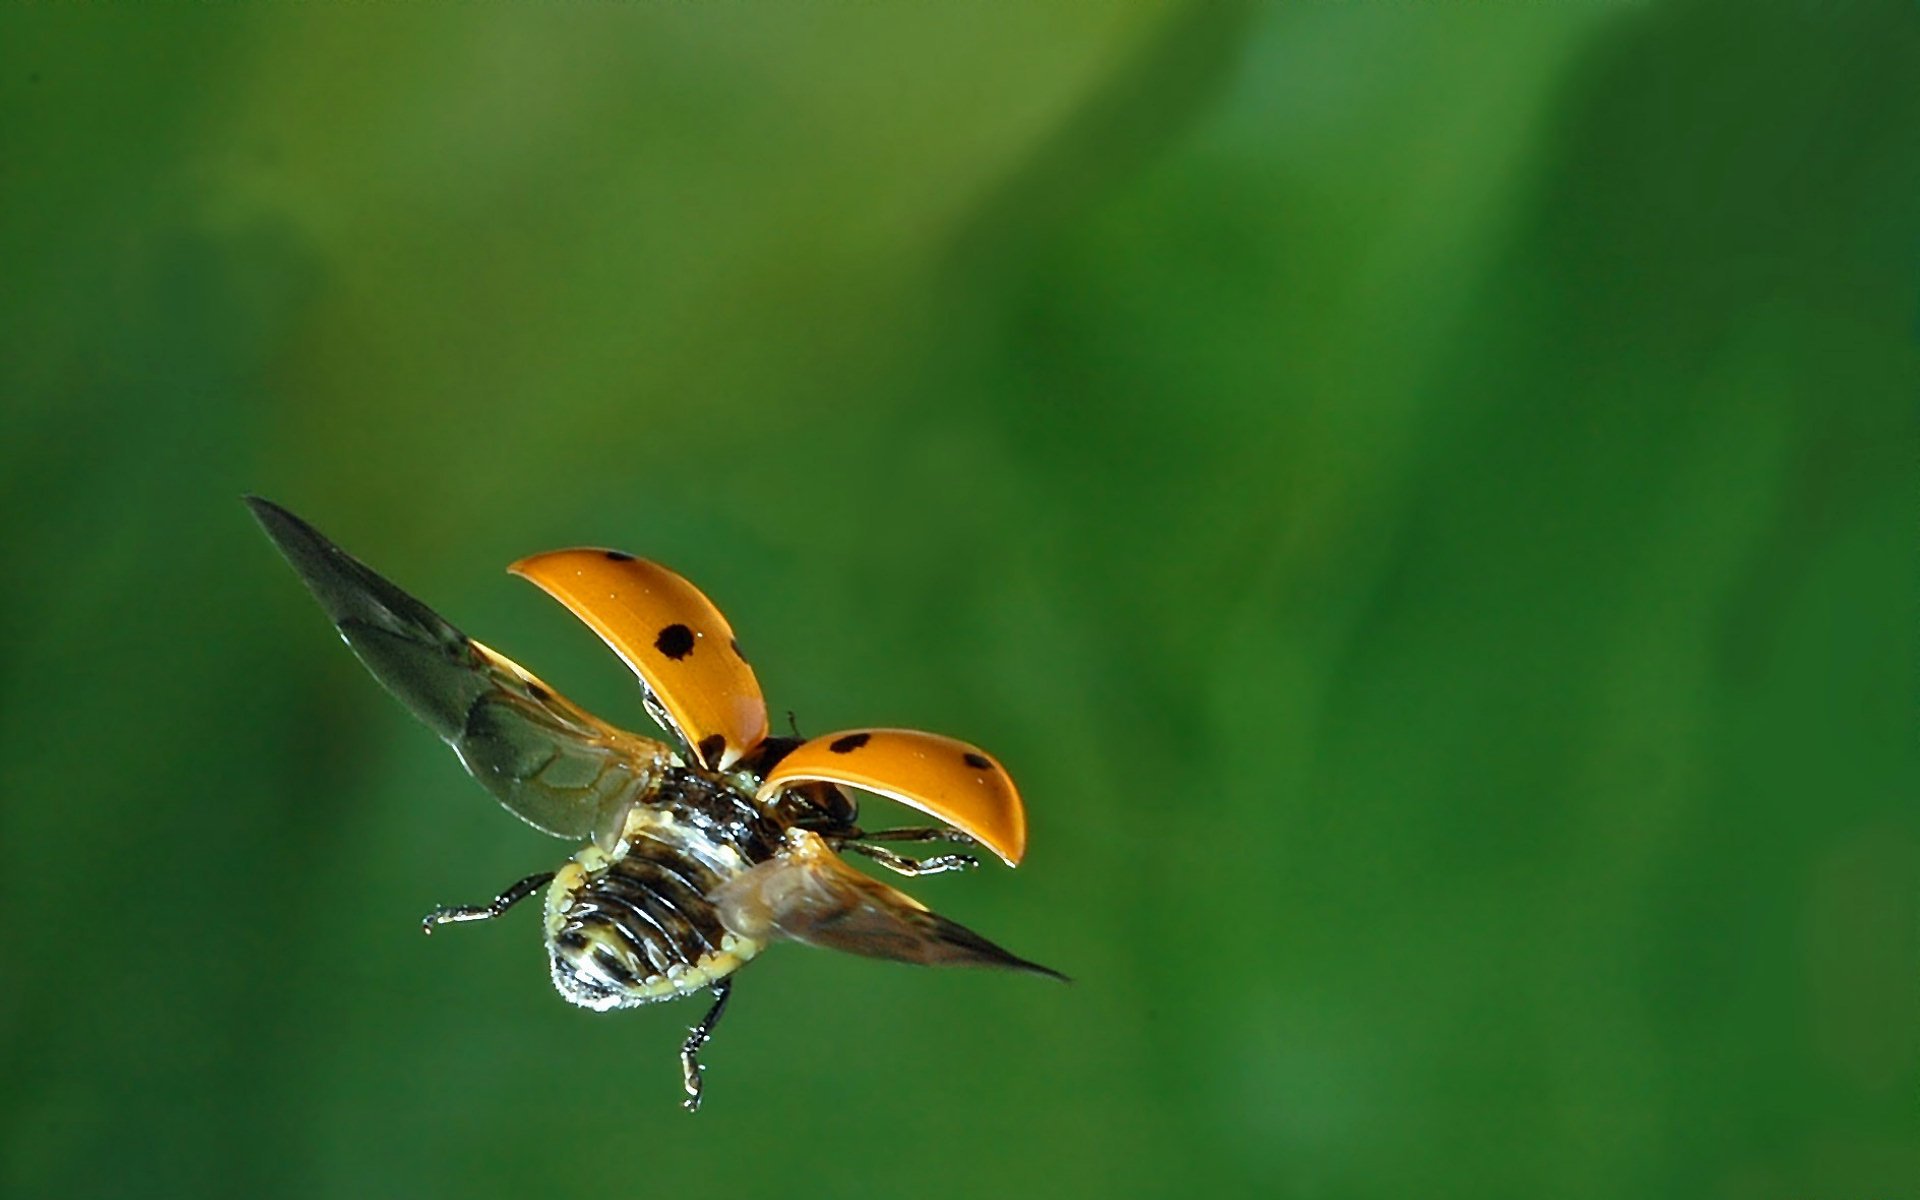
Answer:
(679, 979, 733, 1113)
(841, 842, 979, 877)
(642, 689, 679, 745)
(850, 826, 979, 848)
(420, 872, 555, 934)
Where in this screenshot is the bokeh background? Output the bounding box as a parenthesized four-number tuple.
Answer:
(2, 3, 1913, 1198)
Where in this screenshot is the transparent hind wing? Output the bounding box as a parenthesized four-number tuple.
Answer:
(247, 497, 672, 841)
(710, 831, 1063, 980)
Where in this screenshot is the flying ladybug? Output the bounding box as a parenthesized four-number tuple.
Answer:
(246, 497, 1060, 1110)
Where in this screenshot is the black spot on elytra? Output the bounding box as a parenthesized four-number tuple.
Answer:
(696, 734, 727, 769)
(730, 637, 744, 658)
(604, 550, 635, 562)
(829, 732, 871, 754)
(527, 683, 551, 702)
(654, 623, 696, 660)
(963, 752, 993, 771)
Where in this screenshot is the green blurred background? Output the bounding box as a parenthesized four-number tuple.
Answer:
(2, 3, 1913, 1197)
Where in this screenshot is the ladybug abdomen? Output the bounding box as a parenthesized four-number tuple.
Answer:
(544, 769, 778, 1010)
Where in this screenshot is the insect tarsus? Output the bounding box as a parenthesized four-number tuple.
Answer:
(679, 981, 734, 1112)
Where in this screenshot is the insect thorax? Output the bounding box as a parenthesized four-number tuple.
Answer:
(543, 768, 782, 1010)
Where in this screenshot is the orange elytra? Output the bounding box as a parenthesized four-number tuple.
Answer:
(509, 549, 770, 771)
(757, 729, 1027, 867)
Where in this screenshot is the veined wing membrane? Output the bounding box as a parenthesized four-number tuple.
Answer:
(246, 497, 671, 841)
(711, 831, 1064, 980)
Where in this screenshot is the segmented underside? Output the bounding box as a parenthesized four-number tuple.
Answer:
(545, 768, 782, 1009)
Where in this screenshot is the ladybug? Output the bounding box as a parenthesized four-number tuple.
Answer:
(246, 497, 1059, 1110)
